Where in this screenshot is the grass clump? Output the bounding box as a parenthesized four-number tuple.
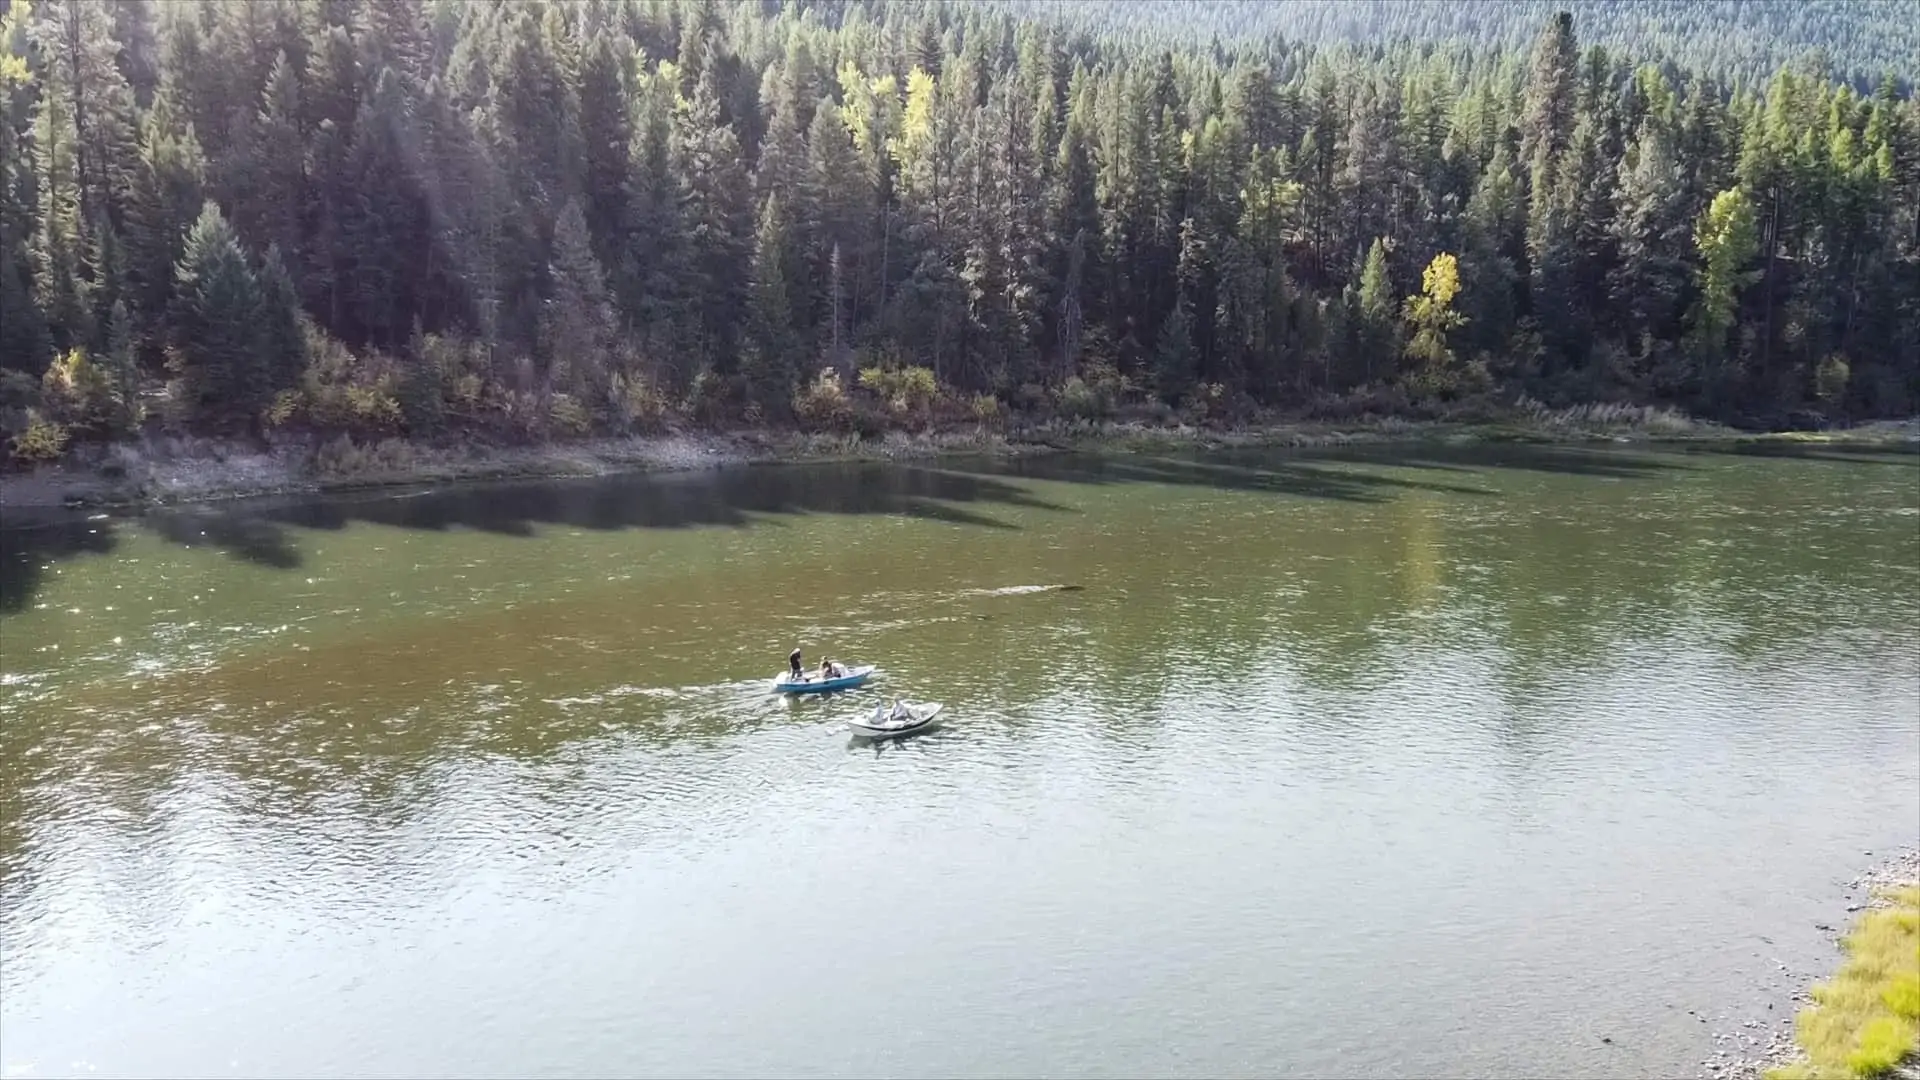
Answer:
(1771, 886, 1920, 1079)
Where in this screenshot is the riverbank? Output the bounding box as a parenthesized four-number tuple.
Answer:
(1717, 848, 1920, 1080)
(3, 408, 1915, 511)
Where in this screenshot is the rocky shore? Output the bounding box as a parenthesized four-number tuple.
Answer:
(1710, 847, 1920, 1080)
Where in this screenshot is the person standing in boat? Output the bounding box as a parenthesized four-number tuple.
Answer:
(789, 648, 805, 681)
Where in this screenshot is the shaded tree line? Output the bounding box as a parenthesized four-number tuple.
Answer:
(1, 0, 1916, 460)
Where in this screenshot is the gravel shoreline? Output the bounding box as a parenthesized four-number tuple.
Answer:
(1709, 847, 1920, 1080)
(0, 429, 1023, 511)
(4, 418, 1913, 513)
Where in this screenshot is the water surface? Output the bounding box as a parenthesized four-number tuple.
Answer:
(3, 442, 1917, 1078)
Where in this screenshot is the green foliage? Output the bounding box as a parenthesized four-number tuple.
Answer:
(792, 368, 854, 432)
(857, 365, 938, 418)
(610, 372, 671, 434)
(9, 409, 69, 463)
(1689, 187, 1761, 366)
(685, 369, 742, 428)
(548, 394, 594, 437)
(1154, 303, 1198, 402)
(286, 331, 404, 435)
(40, 348, 116, 432)
(969, 393, 1002, 426)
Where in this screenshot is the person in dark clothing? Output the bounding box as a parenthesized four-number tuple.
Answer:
(789, 648, 805, 680)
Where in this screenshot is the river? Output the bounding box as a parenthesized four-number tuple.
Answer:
(2, 441, 1917, 1078)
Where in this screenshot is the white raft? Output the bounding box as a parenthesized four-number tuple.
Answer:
(848, 701, 945, 740)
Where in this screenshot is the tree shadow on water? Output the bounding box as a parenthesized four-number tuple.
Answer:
(145, 507, 305, 568)
(0, 515, 118, 614)
(947, 441, 1689, 496)
(1314, 442, 1690, 480)
(0, 462, 1075, 611)
(1680, 440, 1920, 468)
(0, 441, 1713, 614)
(257, 462, 1063, 542)
(945, 449, 1504, 501)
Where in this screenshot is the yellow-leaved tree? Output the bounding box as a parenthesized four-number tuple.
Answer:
(1401, 253, 1475, 399)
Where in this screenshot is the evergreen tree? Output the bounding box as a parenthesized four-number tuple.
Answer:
(1154, 298, 1196, 401)
(1520, 10, 1579, 166)
(541, 198, 616, 404)
(1355, 237, 1396, 384)
(672, 41, 750, 373)
(256, 243, 307, 398)
(1609, 120, 1692, 353)
(168, 200, 266, 422)
(575, 30, 633, 271)
(743, 192, 800, 412)
(101, 296, 138, 434)
(121, 93, 206, 333)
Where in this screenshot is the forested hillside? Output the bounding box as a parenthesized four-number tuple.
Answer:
(1, 0, 1916, 464)
(995, 0, 1920, 97)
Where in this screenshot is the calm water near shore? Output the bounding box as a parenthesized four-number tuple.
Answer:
(2, 442, 1917, 1078)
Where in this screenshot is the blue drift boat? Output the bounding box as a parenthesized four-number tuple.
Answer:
(773, 664, 876, 694)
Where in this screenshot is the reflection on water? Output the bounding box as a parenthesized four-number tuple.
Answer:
(2, 443, 1917, 1079)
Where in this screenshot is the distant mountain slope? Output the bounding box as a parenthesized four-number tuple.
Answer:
(993, 0, 1918, 91)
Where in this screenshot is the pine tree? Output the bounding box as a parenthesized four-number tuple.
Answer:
(743, 192, 800, 413)
(575, 30, 632, 272)
(805, 97, 873, 334)
(1520, 11, 1579, 167)
(1154, 298, 1196, 401)
(102, 297, 138, 434)
(1355, 237, 1396, 384)
(36, 0, 140, 235)
(169, 200, 266, 422)
(616, 65, 692, 378)
(338, 68, 429, 348)
(241, 49, 306, 273)
(256, 243, 307, 399)
(0, 0, 43, 373)
(753, 53, 807, 204)
(1459, 137, 1523, 359)
(672, 41, 751, 373)
(541, 198, 616, 405)
(1609, 121, 1691, 351)
(1526, 147, 1578, 371)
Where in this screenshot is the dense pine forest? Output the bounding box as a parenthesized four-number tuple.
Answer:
(1, 0, 1917, 465)
(997, 1, 1920, 98)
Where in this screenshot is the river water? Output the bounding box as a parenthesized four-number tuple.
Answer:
(2, 442, 1917, 1079)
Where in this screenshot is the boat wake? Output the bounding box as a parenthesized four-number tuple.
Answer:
(958, 584, 1085, 597)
